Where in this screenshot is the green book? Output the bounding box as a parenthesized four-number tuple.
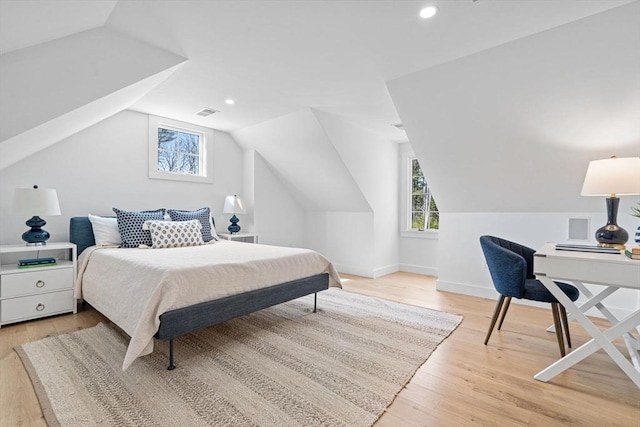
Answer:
(624, 250, 640, 260)
(17, 262, 57, 269)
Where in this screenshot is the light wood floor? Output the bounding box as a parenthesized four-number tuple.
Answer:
(1, 272, 639, 426)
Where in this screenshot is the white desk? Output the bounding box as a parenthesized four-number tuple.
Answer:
(533, 243, 640, 387)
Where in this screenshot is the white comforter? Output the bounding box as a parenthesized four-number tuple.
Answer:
(74, 240, 341, 370)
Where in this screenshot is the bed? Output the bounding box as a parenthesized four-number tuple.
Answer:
(69, 217, 341, 370)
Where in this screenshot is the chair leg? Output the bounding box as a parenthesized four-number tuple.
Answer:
(496, 297, 512, 330)
(485, 296, 506, 345)
(559, 304, 572, 348)
(551, 303, 566, 357)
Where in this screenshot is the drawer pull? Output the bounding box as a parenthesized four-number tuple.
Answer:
(36, 303, 45, 311)
(35, 280, 45, 288)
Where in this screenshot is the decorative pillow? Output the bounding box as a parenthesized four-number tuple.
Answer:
(142, 219, 204, 249)
(88, 214, 121, 246)
(209, 215, 220, 241)
(167, 207, 216, 242)
(113, 208, 166, 248)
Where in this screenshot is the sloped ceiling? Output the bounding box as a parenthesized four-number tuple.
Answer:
(0, 26, 187, 170)
(388, 2, 640, 213)
(1, 0, 638, 214)
(232, 108, 371, 212)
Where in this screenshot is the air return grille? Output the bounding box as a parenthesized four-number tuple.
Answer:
(194, 107, 219, 117)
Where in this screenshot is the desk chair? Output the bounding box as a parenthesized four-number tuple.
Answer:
(480, 235, 580, 357)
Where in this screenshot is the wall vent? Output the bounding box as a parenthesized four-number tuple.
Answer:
(568, 217, 590, 241)
(194, 107, 219, 117)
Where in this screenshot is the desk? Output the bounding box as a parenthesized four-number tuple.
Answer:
(533, 243, 640, 387)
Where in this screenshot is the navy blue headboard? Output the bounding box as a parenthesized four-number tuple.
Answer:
(69, 217, 96, 256)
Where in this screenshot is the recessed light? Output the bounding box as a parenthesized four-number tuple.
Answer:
(419, 5, 438, 19)
(224, 99, 235, 105)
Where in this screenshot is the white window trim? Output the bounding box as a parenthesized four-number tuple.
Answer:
(400, 145, 438, 237)
(148, 115, 214, 183)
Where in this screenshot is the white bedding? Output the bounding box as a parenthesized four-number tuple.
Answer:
(74, 240, 341, 370)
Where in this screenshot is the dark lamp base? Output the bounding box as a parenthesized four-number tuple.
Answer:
(594, 197, 628, 250)
(227, 214, 241, 234)
(22, 216, 51, 245)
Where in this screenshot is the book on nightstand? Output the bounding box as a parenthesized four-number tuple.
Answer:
(17, 257, 57, 268)
(625, 248, 640, 260)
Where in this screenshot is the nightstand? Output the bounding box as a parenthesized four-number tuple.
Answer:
(218, 232, 259, 244)
(0, 242, 77, 327)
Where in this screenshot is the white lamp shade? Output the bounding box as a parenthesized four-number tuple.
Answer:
(12, 187, 61, 216)
(223, 195, 246, 214)
(581, 157, 640, 196)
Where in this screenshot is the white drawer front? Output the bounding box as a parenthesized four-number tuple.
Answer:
(1, 289, 74, 323)
(1, 268, 73, 298)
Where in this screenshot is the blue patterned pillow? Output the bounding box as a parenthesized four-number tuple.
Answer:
(167, 207, 215, 242)
(113, 208, 166, 248)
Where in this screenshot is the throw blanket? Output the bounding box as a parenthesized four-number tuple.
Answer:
(75, 241, 341, 370)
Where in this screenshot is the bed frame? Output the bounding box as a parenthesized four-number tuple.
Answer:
(69, 217, 329, 370)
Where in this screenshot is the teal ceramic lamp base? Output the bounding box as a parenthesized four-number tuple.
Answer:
(227, 214, 241, 234)
(22, 215, 50, 245)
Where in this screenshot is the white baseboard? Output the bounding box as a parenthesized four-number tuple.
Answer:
(336, 263, 433, 279)
(436, 279, 497, 299)
(372, 264, 399, 278)
(399, 263, 438, 277)
(334, 264, 374, 278)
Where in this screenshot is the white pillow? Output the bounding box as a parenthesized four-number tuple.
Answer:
(142, 219, 205, 249)
(209, 216, 220, 240)
(88, 214, 121, 246)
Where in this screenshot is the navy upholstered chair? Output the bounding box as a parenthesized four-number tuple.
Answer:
(479, 235, 580, 357)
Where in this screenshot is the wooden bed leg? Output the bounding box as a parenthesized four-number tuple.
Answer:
(313, 293, 317, 313)
(167, 339, 176, 370)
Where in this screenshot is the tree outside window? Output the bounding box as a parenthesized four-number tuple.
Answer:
(411, 158, 439, 230)
(157, 127, 201, 175)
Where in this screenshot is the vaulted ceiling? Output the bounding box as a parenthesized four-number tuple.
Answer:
(1, 0, 637, 216)
(1, 0, 632, 148)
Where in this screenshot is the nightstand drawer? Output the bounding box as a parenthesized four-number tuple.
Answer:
(1, 268, 73, 298)
(1, 289, 74, 323)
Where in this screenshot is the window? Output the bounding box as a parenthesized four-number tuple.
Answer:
(410, 158, 439, 230)
(157, 127, 202, 175)
(148, 115, 214, 183)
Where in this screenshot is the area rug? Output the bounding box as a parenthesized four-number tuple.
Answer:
(16, 288, 462, 427)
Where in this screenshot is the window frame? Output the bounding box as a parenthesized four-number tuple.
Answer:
(400, 146, 438, 239)
(148, 115, 214, 184)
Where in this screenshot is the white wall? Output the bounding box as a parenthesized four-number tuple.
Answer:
(0, 110, 244, 245)
(233, 108, 404, 277)
(253, 152, 306, 248)
(314, 110, 399, 277)
(438, 210, 640, 318)
(305, 211, 374, 277)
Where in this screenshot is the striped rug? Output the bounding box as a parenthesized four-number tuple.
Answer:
(17, 288, 462, 427)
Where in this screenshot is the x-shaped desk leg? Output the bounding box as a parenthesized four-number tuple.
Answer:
(536, 277, 640, 388)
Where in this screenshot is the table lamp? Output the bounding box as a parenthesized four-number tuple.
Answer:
(581, 156, 640, 249)
(12, 185, 61, 245)
(223, 195, 246, 234)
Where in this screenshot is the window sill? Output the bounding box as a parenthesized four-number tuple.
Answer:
(400, 230, 439, 240)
